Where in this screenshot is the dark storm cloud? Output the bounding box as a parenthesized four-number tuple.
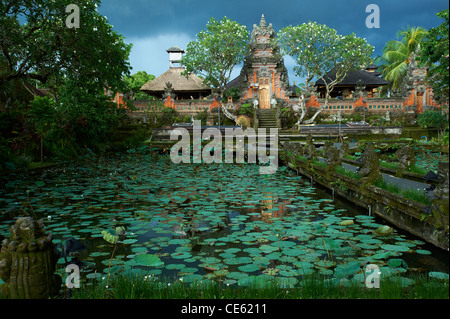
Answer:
(97, 0, 448, 81)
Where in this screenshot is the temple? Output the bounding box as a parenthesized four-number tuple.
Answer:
(227, 14, 291, 107)
(315, 64, 389, 98)
(135, 14, 441, 121)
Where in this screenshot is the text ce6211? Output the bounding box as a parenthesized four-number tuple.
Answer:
(225, 303, 266, 314)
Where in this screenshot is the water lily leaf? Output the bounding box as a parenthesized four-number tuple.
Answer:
(381, 244, 410, 252)
(375, 225, 394, 236)
(415, 249, 431, 255)
(166, 263, 186, 270)
(122, 238, 138, 244)
(334, 261, 361, 278)
(134, 254, 164, 267)
(339, 219, 354, 226)
(371, 251, 392, 259)
(428, 272, 449, 280)
(387, 258, 408, 269)
(238, 263, 261, 273)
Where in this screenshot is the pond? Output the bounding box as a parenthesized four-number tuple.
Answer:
(0, 150, 448, 288)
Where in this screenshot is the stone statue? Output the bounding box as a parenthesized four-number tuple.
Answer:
(395, 145, 416, 175)
(431, 162, 449, 232)
(271, 95, 277, 108)
(303, 134, 317, 161)
(163, 82, 175, 99)
(325, 146, 341, 171)
(339, 142, 349, 159)
(253, 98, 259, 109)
(358, 144, 381, 185)
(0, 217, 62, 299)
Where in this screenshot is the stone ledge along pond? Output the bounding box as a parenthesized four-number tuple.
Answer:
(0, 150, 448, 289)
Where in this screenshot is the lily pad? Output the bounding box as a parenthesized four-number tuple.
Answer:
(238, 263, 261, 273)
(428, 272, 449, 280)
(134, 254, 164, 267)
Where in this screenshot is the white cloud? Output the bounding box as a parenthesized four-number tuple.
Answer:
(125, 33, 194, 76)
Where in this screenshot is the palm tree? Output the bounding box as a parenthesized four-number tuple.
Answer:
(376, 26, 427, 91)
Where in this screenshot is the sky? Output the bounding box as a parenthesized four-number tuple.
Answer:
(97, 0, 448, 85)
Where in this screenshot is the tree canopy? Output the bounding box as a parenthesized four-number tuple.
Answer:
(376, 26, 426, 91)
(420, 9, 449, 104)
(0, 0, 133, 166)
(124, 71, 156, 100)
(0, 0, 132, 93)
(181, 17, 249, 96)
(277, 22, 374, 96)
(277, 22, 373, 125)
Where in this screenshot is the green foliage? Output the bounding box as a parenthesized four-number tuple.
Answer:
(71, 273, 449, 299)
(376, 26, 426, 90)
(420, 9, 449, 103)
(1, 0, 132, 92)
(335, 166, 361, 180)
(277, 22, 373, 97)
(417, 111, 448, 135)
(124, 71, 155, 100)
(224, 87, 241, 101)
(237, 103, 253, 117)
(0, 0, 133, 168)
(375, 179, 431, 205)
(27, 96, 57, 135)
(181, 16, 249, 96)
(195, 108, 209, 126)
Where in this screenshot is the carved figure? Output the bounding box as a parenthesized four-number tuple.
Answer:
(0, 217, 62, 299)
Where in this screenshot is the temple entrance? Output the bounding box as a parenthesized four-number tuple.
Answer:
(259, 77, 270, 108)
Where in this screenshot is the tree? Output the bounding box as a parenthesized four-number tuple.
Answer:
(417, 110, 448, 137)
(1, 0, 133, 160)
(0, 0, 132, 93)
(181, 17, 249, 120)
(376, 26, 426, 91)
(27, 96, 57, 162)
(124, 71, 155, 100)
(277, 22, 373, 125)
(420, 9, 449, 105)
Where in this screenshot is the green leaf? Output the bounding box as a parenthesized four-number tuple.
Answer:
(428, 272, 449, 280)
(133, 254, 164, 267)
(101, 230, 119, 244)
(387, 258, 408, 269)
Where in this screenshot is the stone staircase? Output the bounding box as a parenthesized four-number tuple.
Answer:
(257, 109, 278, 129)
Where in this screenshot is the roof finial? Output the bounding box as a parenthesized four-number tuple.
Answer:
(260, 14, 266, 27)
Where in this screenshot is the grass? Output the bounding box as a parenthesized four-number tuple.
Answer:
(335, 166, 361, 180)
(374, 179, 432, 205)
(68, 273, 449, 299)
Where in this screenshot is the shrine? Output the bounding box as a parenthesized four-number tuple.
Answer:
(228, 14, 291, 108)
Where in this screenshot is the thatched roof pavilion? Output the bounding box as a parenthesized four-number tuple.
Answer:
(140, 46, 211, 100)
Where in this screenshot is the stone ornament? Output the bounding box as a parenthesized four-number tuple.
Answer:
(0, 217, 62, 299)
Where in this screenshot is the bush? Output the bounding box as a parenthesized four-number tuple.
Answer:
(417, 111, 447, 136)
(237, 103, 254, 117)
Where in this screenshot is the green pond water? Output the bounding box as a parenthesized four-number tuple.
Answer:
(0, 150, 448, 287)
